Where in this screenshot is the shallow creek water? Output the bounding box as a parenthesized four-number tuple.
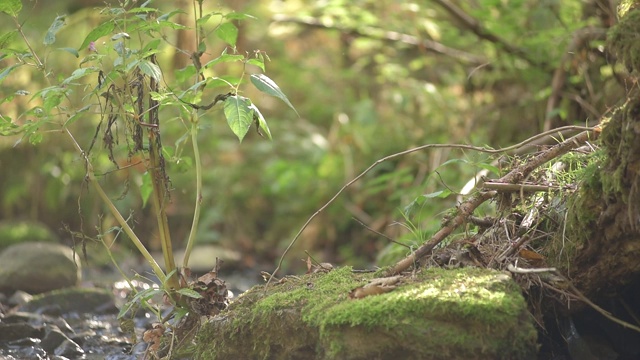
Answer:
(0, 270, 259, 360)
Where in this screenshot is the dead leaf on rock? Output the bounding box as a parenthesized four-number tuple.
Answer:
(349, 275, 402, 299)
(142, 322, 164, 353)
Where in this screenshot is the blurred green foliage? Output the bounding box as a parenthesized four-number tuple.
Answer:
(0, 0, 620, 272)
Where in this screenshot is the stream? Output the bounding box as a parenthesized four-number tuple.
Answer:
(0, 269, 260, 360)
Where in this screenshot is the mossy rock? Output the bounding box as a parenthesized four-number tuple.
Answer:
(192, 267, 537, 360)
(0, 221, 58, 250)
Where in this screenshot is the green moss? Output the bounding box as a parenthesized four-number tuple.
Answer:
(194, 267, 537, 359)
(608, 10, 640, 73)
(0, 221, 57, 250)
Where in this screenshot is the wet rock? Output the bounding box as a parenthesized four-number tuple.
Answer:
(19, 287, 117, 315)
(0, 322, 41, 342)
(41, 324, 71, 353)
(0, 242, 81, 294)
(7, 290, 33, 307)
(54, 338, 84, 357)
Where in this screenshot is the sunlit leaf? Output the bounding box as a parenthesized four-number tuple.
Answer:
(44, 15, 66, 45)
(246, 58, 265, 72)
(79, 21, 115, 51)
(224, 95, 253, 142)
(250, 74, 298, 115)
(0, 0, 21, 16)
(204, 49, 243, 68)
(215, 22, 238, 47)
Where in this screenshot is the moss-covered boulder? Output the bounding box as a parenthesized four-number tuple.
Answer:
(193, 267, 537, 360)
(0, 221, 58, 250)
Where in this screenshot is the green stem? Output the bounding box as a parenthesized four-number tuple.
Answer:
(182, 115, 202, 268)
(148, 131, 179, 290)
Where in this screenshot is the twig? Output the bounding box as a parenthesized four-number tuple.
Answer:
(385, 129, 596, 276)
(507, 263, 556, 273)
(352, 217, 410, 249)
(271, 14, 486, 65)
(265, 126, 595, 288)
(481, 182, 562, 192)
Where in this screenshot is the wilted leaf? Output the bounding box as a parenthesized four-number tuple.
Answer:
(44, 15, 66, 45)
(248, 102, 272, 140)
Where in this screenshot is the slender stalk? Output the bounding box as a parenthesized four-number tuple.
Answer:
(148, 130, 179, 290)
(182, 115, 202, 268)
(64, 128, 166, 280)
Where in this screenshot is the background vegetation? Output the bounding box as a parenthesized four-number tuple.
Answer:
(0, 0, 620, 273)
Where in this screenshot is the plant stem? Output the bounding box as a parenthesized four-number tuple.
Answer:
(64, 128, 166, 280)
(182, 114, 202, 268)
(147, 130, 179, 290)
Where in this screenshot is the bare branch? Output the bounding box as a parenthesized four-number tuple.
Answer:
(271, 14, 486, 65)
(432, 0, 549, 69)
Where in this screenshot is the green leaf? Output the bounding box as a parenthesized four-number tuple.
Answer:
(79, 21, 115, 51)
(250, 74, 298, 115)
(58, 47, 79, 58)
(0, 30, 17, 49)
(224, 12, 256, 21)
(246, 58, 265, 72)
(176, 288, 203, 299)
(224, 95, 253, 142)
(141, 38, 161, 55)
(0, 0, 21, 16)
(43, 92, 63, 114)
(61, 66, 99, 85)
(476, 162, 500, 175)
(44, 15, 66, 46)
(137, 59, 162, 82)
(215, 22, 238, 47)
(248, 102, 272, 140)
(204, 49, 244, 68)
(0, 116, 21, 136)
(0, 63, 21, 84)
(64, 104, 92, 127)
(422, 189, 452, 199)
(140, 171, 152, 208)
(205, 76, 239, 89)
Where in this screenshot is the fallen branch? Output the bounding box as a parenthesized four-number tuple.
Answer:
(266, 126, 595, 288)
(385, 129, 596, 276)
